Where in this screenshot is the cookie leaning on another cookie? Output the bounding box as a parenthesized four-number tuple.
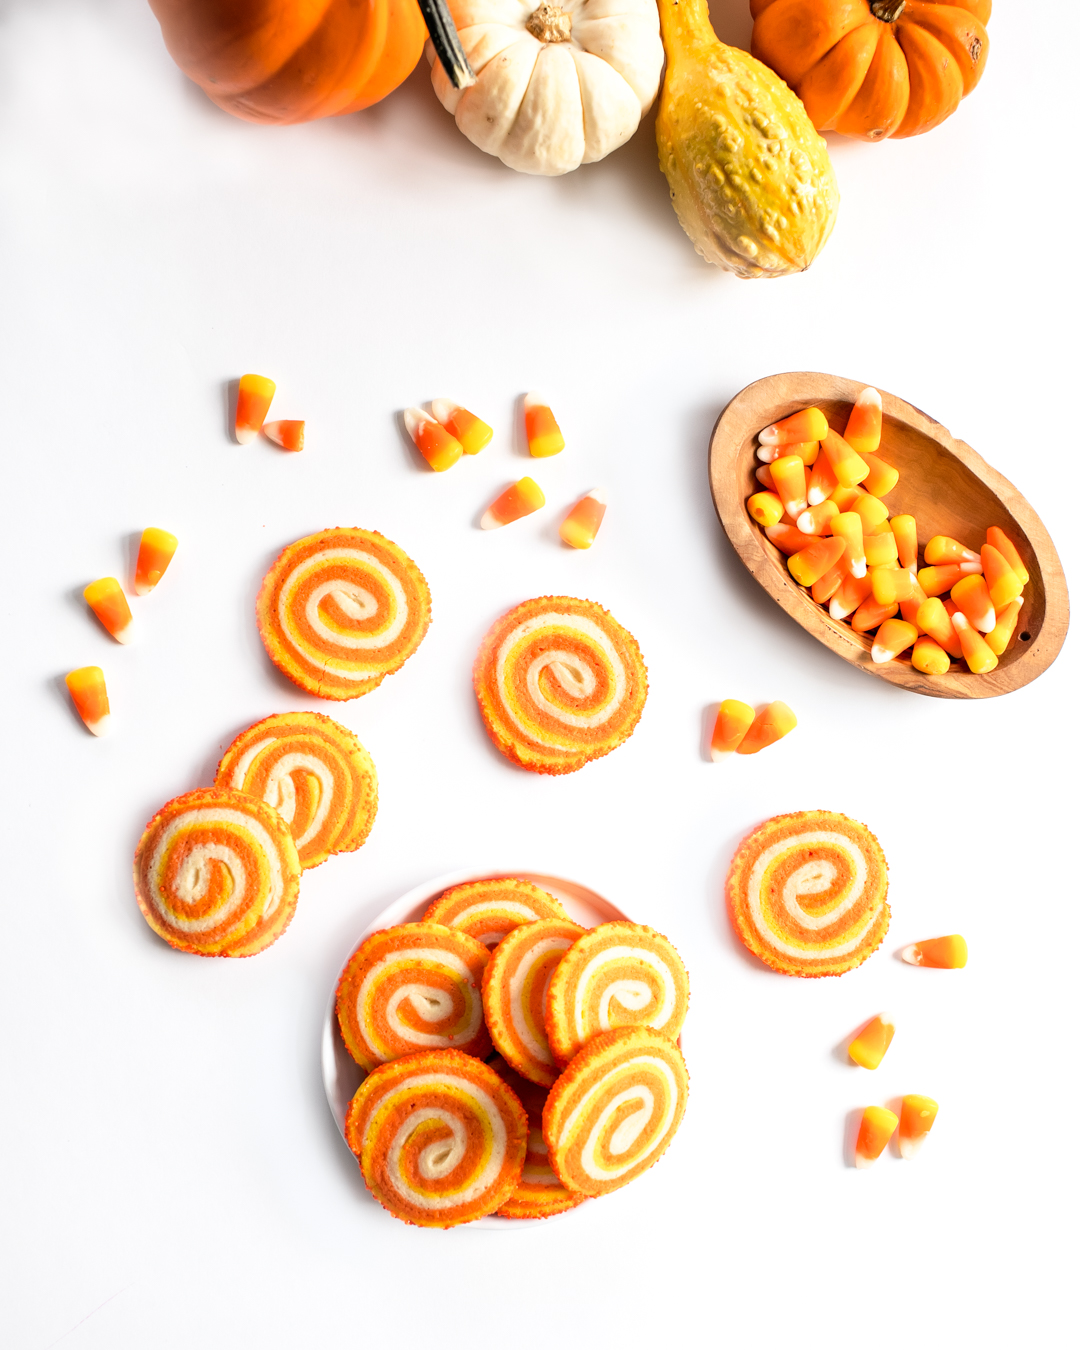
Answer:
(423, 877, 569, 949)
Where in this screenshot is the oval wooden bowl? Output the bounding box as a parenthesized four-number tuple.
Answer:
(709, 372, 1069, 699)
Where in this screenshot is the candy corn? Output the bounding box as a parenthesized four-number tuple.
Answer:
(890, 514, 918, 572)
(871, 618, 918, 663)
(710, 699, 755, 758)
(736, 701, 797, 754)
(84, 578, 133, 643)
(821, 429, 869, 489)
(981, 544, 1024, 609)
(848, 1014, 895, 1070)
(755, 465, 776, 490)
(851, 596, 898, 633)
(831, 512, 866, 577)
(986, 526, 1029, 586)
(951, 610, 998, 673)
(829, 484, 863, 513)
(898, 1095, 938, 1160)
(757, 406, 829, 446)
(765, 523, 816, 555)
(748, 491, 785, 527)
(862, 454, 898, 498)
(863, 532, 898, 568)
(851, 492, 890, 537)
(403, 407, 463, 472)
(871, 566, 915, 607)
(807, 454, 838, 505)
(430, 399, 492, 455)
(811, 561, 846, 604)
(523, 392, 564, 458)
(795, 500, 838, 535)
(235, 374, 275, 444)
(771, 454, 808, 518)
(755, 441, 819, 466)
(855, 1105, 898, 1168)
(986, 598, 1023, 655)
(134, 528, 177, 596)
(843, 387, 882, 456)
(898, 573, 928, 629)
(559, 489, 606, 549)
(788, 536, 845, 587)
(924, 535, 979, 566)
(481, 477, 546, 530)
(65, 666, 110, 736)
(901, 935, 967, 968)
(911, 635, 951, 674)
(262, 419, 304, 451)
(917, 563, 979, 597)
(916, 597, 962, 656)
(829, 571, 873, 620)
(951, 574, 996, 633)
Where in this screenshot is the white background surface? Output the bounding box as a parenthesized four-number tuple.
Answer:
(1, 2, 1076, 1347)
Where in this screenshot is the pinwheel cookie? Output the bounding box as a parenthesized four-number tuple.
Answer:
(483, 919, 586, 1087)
(257, 527, 430, 701)
(544, 1026, 689, 1198)
(423, 877, 569, 949)
(489, 1056, 585, 1220)
(336, 923, 491, 1072)
(133, 787, 301, 957)
(216, 712, 377, 870)
(545, 922, 689, 1066)
(726, 810, 890, 978)
(474, 596, 647, 775)
(345, 1049, 528, 1228)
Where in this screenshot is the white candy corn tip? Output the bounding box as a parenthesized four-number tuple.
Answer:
(757, 444, 778, 463)
(796, 512, 815, 534)
(429, 398, 458, 425)
(112, 621, 135, 645)
(85, 713, 111, 737)
(974, 607, 996, 633)
(900, 943, 923, 966)
(851, 561, 867, 579)
(871, 642, 896, 664)
(788, 498, 808, 517)
(960, 560, 983, 574)
(583, 488, 607, 506)
(234, 426, 257, 445)
(951, 612, 970, 632)
(403, 406, 435, 440)
(856, 387, 882, 409)
(898, 1136, 925, 1161)
(758, 425, 780, 445)
(806, 486, 826, 505)
(480, 509, 502, 531)
(523, 391, 546, 410)
(853, 1151, 877, 1170)
(133, 582, 153, 597)
(829, 597, 854, 620)
(710, 747, 733, 763)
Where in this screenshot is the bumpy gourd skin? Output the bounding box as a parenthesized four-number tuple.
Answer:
(656, 0, 839, 277)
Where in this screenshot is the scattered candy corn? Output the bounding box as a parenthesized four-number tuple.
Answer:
(134, 528, 177, 596)
(901, 935, 967, 969)
(710, 699, 755, 758)
(403, 407, 463, 471)
(523, 392, 564, 458)
(262, 419, 305, 451)
(84, 577, 134, 644)
(855, 1105, 898, 1168)
(235, 374, 275, 444)
(789, 536, 845, 587)
(843, 387, 882, 456)
(981, 544, 1024, 609)
(890, 515, 918, 572)
(864, 532, 898, 568)
(870, 566, 915, 607)
(851, 596, 898, 632)
(862, 454, 898, 498)
(951, 610, 998, 673)
(830, 512, 866, 577)
(848, 1014, 895, 1070)
(755, 465, 776, 490)
(807, 454, 838, 505)
(66, 666, 110, 736)
(736, 701, 797, 754)
(758, 406, 828, 446)
(772, 454, 808, 518)
(911, 635, 951, 674)
(821, 428, 869, 489)
(898, 1095, 938, 1159)
(951, 574, 996, 633)
(986, 525, 1029, 586)
(559, 489, 606, 549)
(756, 440, 818, 466)
(829, 484, 863, 513)
(430, 399, 492, 455)
(829, 571, 872, 620)
(871, 617, 917, 663)
(986, 598, 1023, 655)
(915, 597, 962, 656)
(796, 500, 838, 535)
(748, 491, 784, 527)
(811, 560, 846, 603)
(917, 563, 979, 597)
(850, 492, 890, 536)
(766, 523, 818, 555)
(481, 477, 546, 530)
(924, 535, 979, 566)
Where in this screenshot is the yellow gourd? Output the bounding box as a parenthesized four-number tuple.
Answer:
(655, 0, 839, 278)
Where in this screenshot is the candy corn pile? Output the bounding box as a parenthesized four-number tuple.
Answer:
(746, 393, 1031, 675)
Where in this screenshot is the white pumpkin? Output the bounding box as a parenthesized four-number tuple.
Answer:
(429, 0, 664, 176)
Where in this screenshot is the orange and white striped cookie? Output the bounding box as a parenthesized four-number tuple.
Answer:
(483, 919, 586, 1087)
(133, 787, 301, 958)
(256, 528, 431, 701)
(345, 1049, 527, 1228)
(544, 921, 689, 1066)
(335, 923, 491, 1072)
(726, 810, 890, 978)
(489, 1056, 585, 1220)
(215, 712, 377, 869)
(423, 877, 569, 949)
(473, 596, 648, 775)
(543, 1026, 688, 1198)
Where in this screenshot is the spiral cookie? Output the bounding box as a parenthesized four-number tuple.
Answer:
(257, 528, 431, 701)
(483, 919, 586, 1087)
(543, 1027, 688, 1198)
(133, 787, 301, 957)
(423, 877, 570, 949)
(345, 1049, 528, 1228)
(474, 596, 648, 775)
(726, 810, 890, 978)
(215, 712, 377, 870)
(544, 922, 689, 1066)
(489, 1056, 585, 1220)
(336, 923, 491, 1071)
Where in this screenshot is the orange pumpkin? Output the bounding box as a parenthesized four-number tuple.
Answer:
(750, 0, 990, 141)
(148, 0, 432, 124)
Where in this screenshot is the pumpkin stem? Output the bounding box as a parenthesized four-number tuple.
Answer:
(417, 0, 476, 89)
(526, 4, 573, 43)
(870, 0, 906, 20)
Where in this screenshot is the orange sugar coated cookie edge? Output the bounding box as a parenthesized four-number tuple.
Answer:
(422, 876, 570, 946)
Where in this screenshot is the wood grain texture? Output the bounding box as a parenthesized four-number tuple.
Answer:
(709, 372, 1069, 699)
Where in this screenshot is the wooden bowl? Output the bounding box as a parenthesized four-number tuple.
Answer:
(709, 372, 1069, 699)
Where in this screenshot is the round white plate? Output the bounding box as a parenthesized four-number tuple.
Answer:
(322, 867, 631, 1231)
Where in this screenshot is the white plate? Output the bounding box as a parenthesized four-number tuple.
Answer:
(322, 867, 632, 1231)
